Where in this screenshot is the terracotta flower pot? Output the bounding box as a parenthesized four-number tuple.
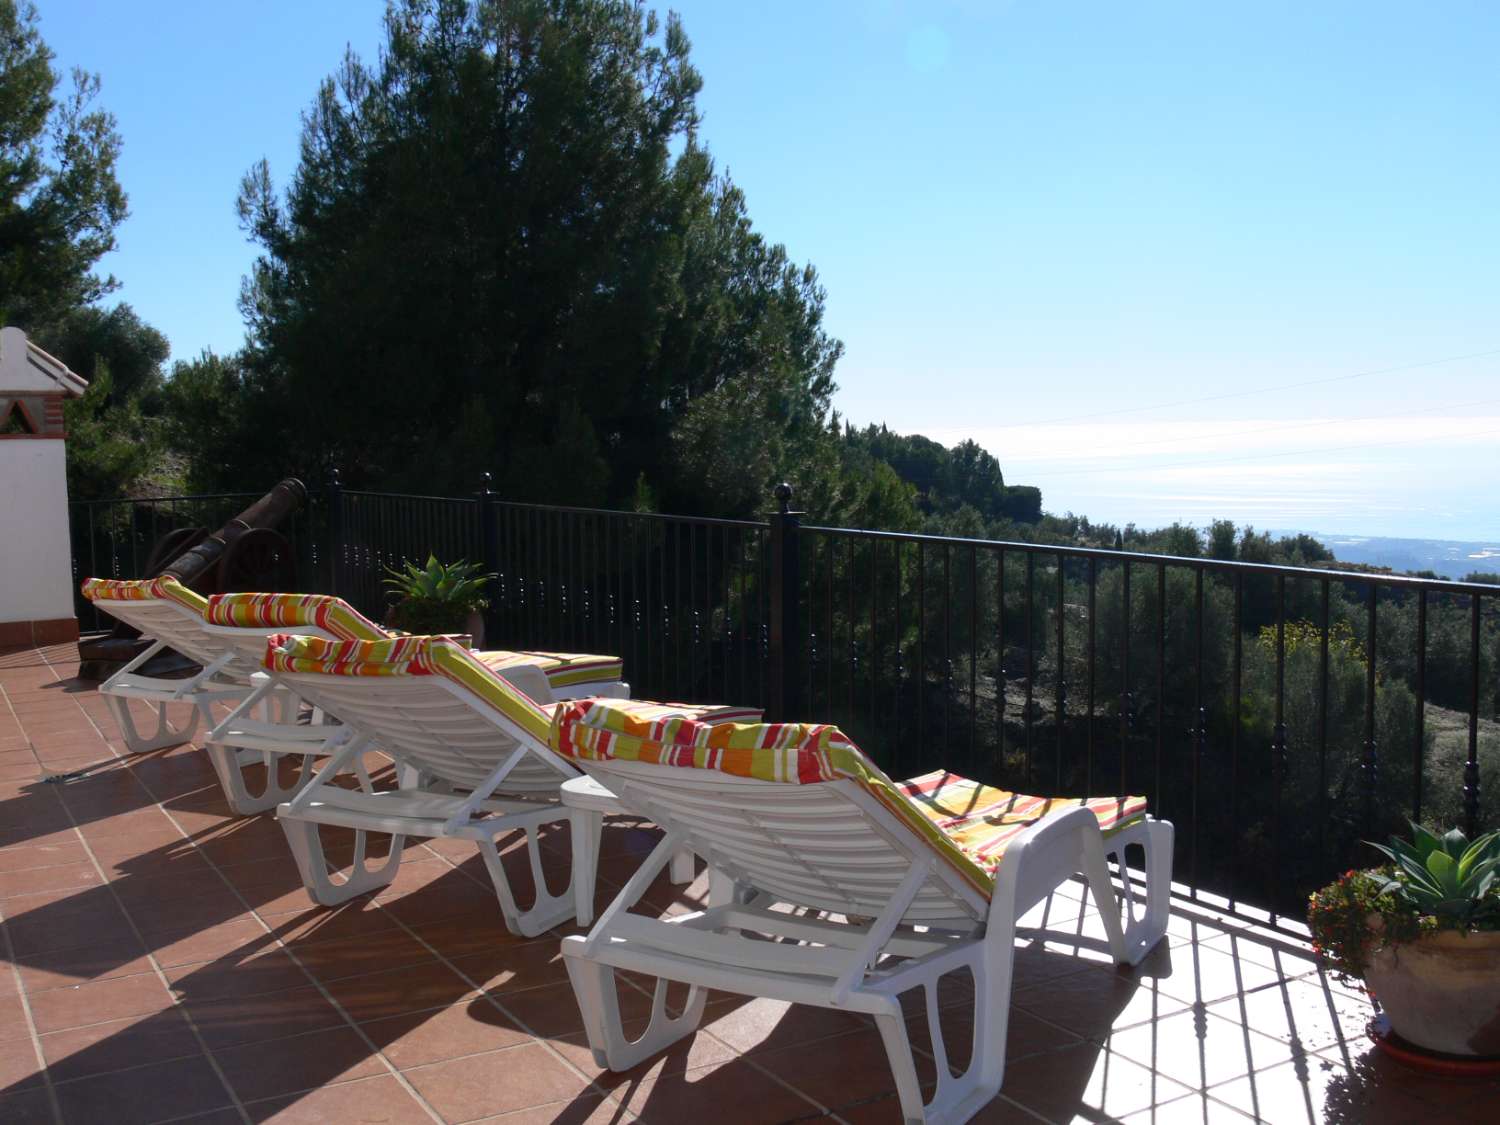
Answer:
(1363, 927, 1500, 1057)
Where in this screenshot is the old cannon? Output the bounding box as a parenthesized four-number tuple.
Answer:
(77, 478, 308, 680)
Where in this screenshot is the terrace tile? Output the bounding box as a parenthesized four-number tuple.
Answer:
(4, 643, 1481, 1124)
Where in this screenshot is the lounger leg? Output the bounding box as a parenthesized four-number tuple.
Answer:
(204, 740, 318, 816)
(872, 1001, 929, 1125)
(668, 848, 696, 885)
(571, 810, 604, 927)
(563, 956, 707, 1072)
(476, 824, 576, 938)
(279, 817, 404, 905)
(103, 693, 200, 754)
(1084, 819, 1173, 966)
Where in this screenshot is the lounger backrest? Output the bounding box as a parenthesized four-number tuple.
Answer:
(203, 593, 384, 666)
(550, 698, 991, 923)
(81, 577, 240, 671)
(206, 591, 625, 694)
(264, 633, 572, 795)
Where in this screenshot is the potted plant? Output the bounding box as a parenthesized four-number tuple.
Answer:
(1308, 822, 1500, 1058)
(383, 554, 496, 646)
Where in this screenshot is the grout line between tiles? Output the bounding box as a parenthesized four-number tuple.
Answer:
(22, 667, 255, 1125)
(0, 674, 72, 1124)
(73, 727, 452, 1124)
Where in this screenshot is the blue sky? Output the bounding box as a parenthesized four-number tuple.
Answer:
(38, 1, 1500, 540)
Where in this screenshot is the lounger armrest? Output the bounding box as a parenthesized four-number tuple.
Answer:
(493, 663, 553, 703)
(987, 805, 1106, 927)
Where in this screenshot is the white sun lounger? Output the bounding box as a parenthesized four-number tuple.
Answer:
(550, 700, 1173, 1124)
(81, 577, 266, 763)
(261, 633, 761, 937)
(198, 591, 632, 811)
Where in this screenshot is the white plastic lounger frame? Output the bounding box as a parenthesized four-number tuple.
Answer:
(197, 618, 369, 814)
(269, 656, 591, 937)
(561, 761, 1172, 1125)
(83, 581, 349, 815)
(85, 587, 252, 755)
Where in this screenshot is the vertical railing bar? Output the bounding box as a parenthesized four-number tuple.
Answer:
(968, 545, 979, 773)
(1414, 588, 1426, 824)
(1055, 552, 1066, 793)
(1364, 584, 1379, 835)
(1191, 567, 1204, 899)
(826, 535, 835, 714)
(846, 535, 856, 730)
(738, 527, 749, 705)
(1122, 561, 1128, 798)
(894, 542, 904, 775)
(1319, 579, 1331, 860)
(1024, 552, 1035, 788)
(1271, 574, 1286, 922)
(943, 543, 952, 756)
(1086, 556, 1097, 796)
(721, 524, 731, 703)
(1155, 562, 1165, 814)
(1465, 593, 1482, 836)
(1230, 571, 1242, 911)
(689, 521, 697, 700)
(996, 547, 1006, 778)
(917, 541, 926, 755)
(869, 537, 879, 751)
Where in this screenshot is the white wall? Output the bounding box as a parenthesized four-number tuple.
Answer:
(0, 441, 75, 623)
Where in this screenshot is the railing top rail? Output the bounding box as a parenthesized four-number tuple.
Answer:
(490, 497, 769, 530)
(342, 489, 479, 504)
(70, 492, 263, 507)
(802, 522, 1499, 596)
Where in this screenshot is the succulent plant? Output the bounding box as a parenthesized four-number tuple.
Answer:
(383, 554, 495, 635)
(1366, 822, 1500, 927)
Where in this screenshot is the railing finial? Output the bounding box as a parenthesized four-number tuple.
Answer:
(774, 481, 794, 514)
(479, 470, 493, 498)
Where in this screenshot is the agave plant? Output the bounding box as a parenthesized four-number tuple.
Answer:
(1367, 822, 1500, 926)
(383, 554, 496, 635)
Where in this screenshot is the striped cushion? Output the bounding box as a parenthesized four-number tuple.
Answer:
(549, 698, 1148, 898)
(262, 635, 748, 750)
(205, 592, 387, 641)
(81, 576, 208, 615)
(898, 771, 1148, 875)
(480, 650, 625, 690)
(264, 634, 556, 744)
(207, 593, 623, 690)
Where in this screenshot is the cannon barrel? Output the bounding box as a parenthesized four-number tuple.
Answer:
(76, 478, 309, 680)
(161, 477, 308, 586)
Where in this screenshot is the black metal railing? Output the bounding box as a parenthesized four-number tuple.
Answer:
(70, 477, 1497, 917)
(68, 492, 323, 633)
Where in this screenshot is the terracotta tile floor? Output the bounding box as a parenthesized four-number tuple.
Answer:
(2, 641, 1495, 1124)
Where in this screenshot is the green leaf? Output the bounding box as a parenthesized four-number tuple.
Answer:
(1425, 850, 1459, 894)
(1409, 821, 1442, 861)
(1441, 828, 1469, 859)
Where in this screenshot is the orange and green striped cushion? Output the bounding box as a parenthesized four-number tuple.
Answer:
(480, 649, 625, 690)
(897, 771, 1148, 874)
(205, 592, 387, 642)
(81, 576, 208, 615)
(549, 698, 1148, 898)
(264, 633, 557, 744)
(206, 593, 623, 689)
(263, 634, 751, 750)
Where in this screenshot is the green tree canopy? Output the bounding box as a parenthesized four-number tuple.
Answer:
(0, 0, 126, 330)
(226, 0, 840, 510)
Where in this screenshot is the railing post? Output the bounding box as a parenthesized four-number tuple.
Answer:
(768, 482, 803, 721)
(325, 465, 344, 595)
(477, 471, 500, 643)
